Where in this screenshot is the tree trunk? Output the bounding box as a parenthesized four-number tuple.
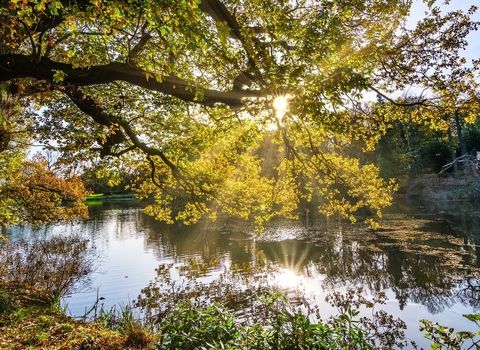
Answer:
(447, 126, 459, 174)
(455, 110, 466, 157)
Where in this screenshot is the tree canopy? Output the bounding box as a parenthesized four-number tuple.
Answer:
(0, 0, 478, 228)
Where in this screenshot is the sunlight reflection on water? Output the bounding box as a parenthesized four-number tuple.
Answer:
(6, 199, 480, 348)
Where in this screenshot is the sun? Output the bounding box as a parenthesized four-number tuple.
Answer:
(273, 95, 290, 115)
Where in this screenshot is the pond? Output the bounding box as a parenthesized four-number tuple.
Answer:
(6, 198, 480, 348)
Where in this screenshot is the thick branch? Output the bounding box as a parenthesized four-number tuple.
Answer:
(199, 0, 267, 86)
(64, 86, 179, 175)
(199, 0, 243, 40)
(0, 54, 263, 109)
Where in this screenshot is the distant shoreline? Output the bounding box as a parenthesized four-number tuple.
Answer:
(85, 193, 137, 201)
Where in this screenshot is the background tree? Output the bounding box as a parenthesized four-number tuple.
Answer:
(0, 0, 478, 227)
(0, 86, 88, 228)
(0, 152, 89, 227)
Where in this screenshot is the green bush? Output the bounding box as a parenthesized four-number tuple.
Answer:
(420, 313, 480, 349)
(155, 290, 412, 350)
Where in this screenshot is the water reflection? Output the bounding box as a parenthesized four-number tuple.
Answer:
(79, 201, 480, 315)
(6, 199, 480, 344)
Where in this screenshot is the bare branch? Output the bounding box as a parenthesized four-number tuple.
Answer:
(367, 84, 430, 107)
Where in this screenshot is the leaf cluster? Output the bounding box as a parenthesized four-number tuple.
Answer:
(0, 0, 478, 227)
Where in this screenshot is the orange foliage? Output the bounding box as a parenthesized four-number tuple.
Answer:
(1, 155, 89, 227)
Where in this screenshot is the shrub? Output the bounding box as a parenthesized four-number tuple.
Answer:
(153, 289, 414, 350)
(420, 313, 480, 349)
(0, 234, 97, 301)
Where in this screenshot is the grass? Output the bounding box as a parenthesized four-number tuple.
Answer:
(85, 192, 137, 201)
(0, 279, 155, 349)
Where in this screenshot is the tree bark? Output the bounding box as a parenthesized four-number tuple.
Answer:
(0, 54, 263, 109)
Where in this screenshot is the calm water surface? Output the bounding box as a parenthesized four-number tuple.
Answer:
(7, 199, 480, 348)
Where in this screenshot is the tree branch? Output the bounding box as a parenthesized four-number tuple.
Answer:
(199, 0, 243, 40)
(0, 54, 264, 109)
(367, 84, 430, 107)
(64, 86, 180, 176)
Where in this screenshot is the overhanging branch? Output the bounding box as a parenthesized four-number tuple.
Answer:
(64, 86, 179, 176)
(0, 54, 263, 109)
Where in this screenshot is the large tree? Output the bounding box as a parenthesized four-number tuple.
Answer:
(0, 0, 478, 228)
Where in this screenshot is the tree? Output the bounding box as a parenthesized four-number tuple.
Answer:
(0, 85, 88, 228)
(0, 152, 89, 227)
(0, 0, 478, 228)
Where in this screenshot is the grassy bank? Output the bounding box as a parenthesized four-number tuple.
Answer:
(0, 279, 403, 350)
(85, 192, 137, 201)
(0, 279, 155, 349)
(2, 278, 480, 349)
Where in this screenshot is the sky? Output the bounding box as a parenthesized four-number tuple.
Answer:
(361, 0, 480, 101)
(408, 0, 480, 66)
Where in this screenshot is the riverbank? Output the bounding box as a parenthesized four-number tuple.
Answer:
(406, 173, 480, 201)
(0, 279, 155, 349)
(1, 245, 479, 349)
(85, 192, 137, 201)
(0, 277, 410, 350)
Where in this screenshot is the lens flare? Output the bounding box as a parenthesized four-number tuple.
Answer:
(273, 95, 289, 114)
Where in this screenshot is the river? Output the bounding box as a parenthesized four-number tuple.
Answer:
(6, 198, 480, 348)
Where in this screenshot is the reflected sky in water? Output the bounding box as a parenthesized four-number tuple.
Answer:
(6, 199, 480, 348)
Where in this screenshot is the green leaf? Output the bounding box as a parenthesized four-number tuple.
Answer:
(52, 70, 67, 83)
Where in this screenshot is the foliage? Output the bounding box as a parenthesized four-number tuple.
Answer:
(154, 288, 413, 350)
(420, 313, 480, 350)
(80, 157, 140, 195)
(0, 234, 97, 300)
(0, 85, 89, 227)
(0, 0, 478, 227)
(464, 128, 480, 154)
(0, 280, 153, 349)
(0, 152, 89, 228)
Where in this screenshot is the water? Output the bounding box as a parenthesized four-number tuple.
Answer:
(5, 199, 480, 348)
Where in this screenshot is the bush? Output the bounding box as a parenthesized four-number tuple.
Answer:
(0, 234, 97, 301)
(420, 313, 480, 349)
(155, 289, 414, 350)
